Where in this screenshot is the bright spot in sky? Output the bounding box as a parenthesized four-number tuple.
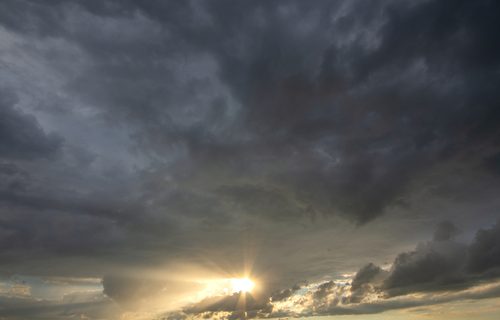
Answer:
(230, 278, 255, 293)
(194, 277, 256, 299)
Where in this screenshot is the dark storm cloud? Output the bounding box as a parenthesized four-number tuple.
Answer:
(467, 220, 500, 275)
(350, 221, 500, 298)
(1, 0, 499, 227)
(1, 0, 500, 318)
(351, 263, 385, 292)
(92, 0, 500, 222)
(349, 263, 388, 303)
(433, 220, 459, 241)
(256, 221, 500, 318)
(382, 240, 468, 296)
(0, 89, 61, 160)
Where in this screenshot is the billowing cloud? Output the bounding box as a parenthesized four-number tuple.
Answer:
(0, 88, 61, 160)
(350, 221, 500, 299)
(204, 221, 500, 319)
(0, 0, 500, 319)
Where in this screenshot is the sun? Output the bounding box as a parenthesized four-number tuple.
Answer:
(230, 278, 255, 293)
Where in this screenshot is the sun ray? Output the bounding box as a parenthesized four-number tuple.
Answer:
(230, 278, 255, 293)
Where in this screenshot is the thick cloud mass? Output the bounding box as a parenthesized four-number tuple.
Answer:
(238, 222, 500, 319)
(433, 220, 459, 242)
(0, 90, 61, 160)
(382, 240, 468, 295)
(356, 221, 500, 298)
(467, 220, 500, 275)
(1, 0, 500, 319)
(351, 263, 383, 291)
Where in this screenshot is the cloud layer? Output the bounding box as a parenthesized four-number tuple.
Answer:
(1, 0, 500, 319)
(169, 221, 500, 319)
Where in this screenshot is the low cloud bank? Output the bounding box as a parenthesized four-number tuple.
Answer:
(152, 221, 500, 319)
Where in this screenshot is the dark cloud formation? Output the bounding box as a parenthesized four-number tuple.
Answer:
(165, 219, 500, 320)
(1, 0, 498, 229)
(0, 89, 61, 160)
(382, 240, 468, 296)
(246, 221, 500, 319)
(356, 221, 500, 298)
(351, 263, 385, 292)
(433, 220, 459, 241)
(467, 220, 500, 275)
(350, 263, 387, 303)
(270, 284, 301, 302)
(1, 0, 500, 318)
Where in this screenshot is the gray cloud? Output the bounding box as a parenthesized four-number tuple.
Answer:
(184, 292, 272, 316)
(0, 0, 500, 318)
(0, 88, 61, 160)
(382, 240, 468, 296)
(355, 221, 500, 298)
(102, 274, 167, 309)
(270, 284, 301, 302)
(350, 263, 387, 303)
(433, 220, 459, 241)
(244, 221, 500, 319)
(467, 220, 500, 275)
(1, 0, 498, 228)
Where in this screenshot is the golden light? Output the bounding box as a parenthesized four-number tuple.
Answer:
(230, 277, 255, 293)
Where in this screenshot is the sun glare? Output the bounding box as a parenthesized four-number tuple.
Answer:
(230, 278, 255, 293)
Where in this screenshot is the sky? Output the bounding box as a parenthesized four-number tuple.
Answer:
(0, 0, 500, 319)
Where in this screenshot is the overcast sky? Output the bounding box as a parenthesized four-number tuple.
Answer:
(1, 0, 500, 319)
